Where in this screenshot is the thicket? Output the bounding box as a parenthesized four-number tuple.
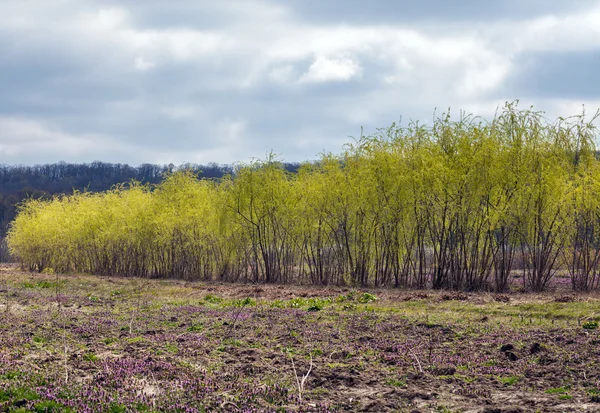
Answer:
(7, 103, 600, 291)
(0, 161, 243, 238)
(0, 161, 301, 239)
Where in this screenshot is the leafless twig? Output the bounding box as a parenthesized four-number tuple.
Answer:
(289, 353, 313, 402)
(409, 350, 423, 373)
(223, 297, 251, 342)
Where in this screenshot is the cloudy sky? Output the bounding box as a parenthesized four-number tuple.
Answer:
(1, 0, 600, 166)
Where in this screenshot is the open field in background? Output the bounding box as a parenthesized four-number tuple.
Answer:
(1, 264, 600, 412)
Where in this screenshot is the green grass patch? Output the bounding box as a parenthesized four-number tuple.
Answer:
(497, 376, 519, 386)
(545, 386, 569, 394)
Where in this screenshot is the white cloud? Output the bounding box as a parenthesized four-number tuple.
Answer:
(0, 117, 133, 161)
(500, 7, 600, 53)
(299, 55, 362, 83)
(0, 115, 252, 165)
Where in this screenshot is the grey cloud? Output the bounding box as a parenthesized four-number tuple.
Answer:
(506, 51, 600, 100)
(1, 0, 600, 165)
(284, 0, 594, 25)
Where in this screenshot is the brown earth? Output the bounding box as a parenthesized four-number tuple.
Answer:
(1, 264, 600, 412)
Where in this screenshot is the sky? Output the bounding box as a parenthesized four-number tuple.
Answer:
(1, 0, 600, 166)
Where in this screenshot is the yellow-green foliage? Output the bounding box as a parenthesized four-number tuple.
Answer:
(7, 103, 600, 291)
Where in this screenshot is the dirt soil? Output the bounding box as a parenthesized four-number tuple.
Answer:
(1, 264, 600, 412)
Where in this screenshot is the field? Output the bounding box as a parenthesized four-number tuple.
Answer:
(1, 264, 600, 412)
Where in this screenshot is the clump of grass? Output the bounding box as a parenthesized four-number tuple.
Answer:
(583, 321, 598, 330)
(358, 293, 378, 304)
(545, 386, 569, 394)
(232, 297, 256, 307)
(559, 394, 573, 400)
(385, 378, 406, 388)
(20, 280, 64, 289)
(204, 294, 222, 304)
(497, 376, 519, 386)
(32, 336, 47, 345)
(83, 353, 98, 362)
(187, 323, 203, 332)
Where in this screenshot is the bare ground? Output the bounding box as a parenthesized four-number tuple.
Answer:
(1, 264, 600, 412)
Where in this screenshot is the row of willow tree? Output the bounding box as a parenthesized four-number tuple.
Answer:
(7, 103, 600, 291)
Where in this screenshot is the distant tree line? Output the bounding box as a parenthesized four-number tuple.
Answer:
(8, 103, 600, 291)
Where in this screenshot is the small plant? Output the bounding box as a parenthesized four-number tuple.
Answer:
(289, 298, 305, 308)
(233, 297, 256, 307)
(165, 343, 178, 354)
(587, 388, 600, 396)
(498, 376, 519, 386)
(107, 404, 127, 413)
(0, 387, 40, 403)
(221, 338, 243, 347)
(558, 394, 573, 400)
(358, 293, 378, 303)
(583, 321, 598, 330)
(204, 294, 223, 304)
(20, 280, 64, 289)
(83, 353, 98, 362)
(336, 290, 357, 302)
(269, 299, 285, 308)
(33, 400, 72, 413)
(385, 378, 407, 388)
(0, 371, 22, 380)
(38, 280, 61, 289)
(310, 348, 323, 357)
(187, 323, 203, 332)
(110, 290, 123, 298)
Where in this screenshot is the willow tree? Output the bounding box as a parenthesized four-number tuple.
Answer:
(229, 156, 297, 283)
(150, 171, 222, 280)
(294, 157, 345, 285)
(505, 108, 571, 291)
(559, 110, 600, 290)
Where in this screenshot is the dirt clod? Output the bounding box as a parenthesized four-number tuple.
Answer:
(530, 342, 542, 354)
